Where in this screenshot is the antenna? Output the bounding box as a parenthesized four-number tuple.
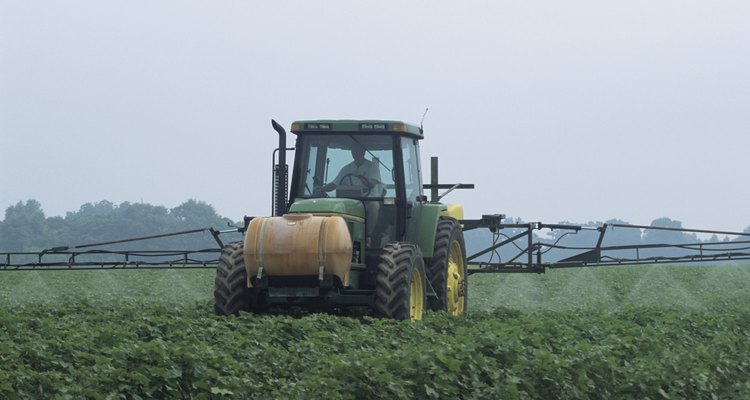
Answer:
(420, 108, 429, 131)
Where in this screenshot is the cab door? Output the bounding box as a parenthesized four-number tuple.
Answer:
(400, 137, 425, 244)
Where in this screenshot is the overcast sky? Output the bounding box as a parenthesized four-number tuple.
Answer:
(1, 1, 748, 233)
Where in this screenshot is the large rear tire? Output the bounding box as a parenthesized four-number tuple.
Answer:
(374, 243, 427, 321)
(427, 217, 468, 315)
(214, 242, 252, 315)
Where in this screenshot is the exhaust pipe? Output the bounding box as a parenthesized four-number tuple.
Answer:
(271, 119, 288, 216)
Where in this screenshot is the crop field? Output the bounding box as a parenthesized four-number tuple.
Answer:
(1, 264, 750, 399)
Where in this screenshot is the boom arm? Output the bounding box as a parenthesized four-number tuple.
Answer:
(462, 216, 750, 274)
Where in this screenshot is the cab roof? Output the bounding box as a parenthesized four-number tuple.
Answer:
(290, 120, 423, 139)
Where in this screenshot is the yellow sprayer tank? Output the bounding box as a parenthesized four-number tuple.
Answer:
(243, 214, 353, 287)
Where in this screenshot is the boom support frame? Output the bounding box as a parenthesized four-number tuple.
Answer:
(0, 228, 237, 271)
(461, 215, 750, 274)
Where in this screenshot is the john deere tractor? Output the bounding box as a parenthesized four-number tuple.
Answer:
(214, 120, 468, 320)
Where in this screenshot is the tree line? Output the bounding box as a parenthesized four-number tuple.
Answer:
(0, 199, 242, 252)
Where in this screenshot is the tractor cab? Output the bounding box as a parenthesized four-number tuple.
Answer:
(288, 121, 425, 250)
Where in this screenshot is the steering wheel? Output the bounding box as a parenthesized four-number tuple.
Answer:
(338, 173, 371, 196)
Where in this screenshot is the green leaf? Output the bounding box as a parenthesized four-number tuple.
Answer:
(210, 387, 234, 396)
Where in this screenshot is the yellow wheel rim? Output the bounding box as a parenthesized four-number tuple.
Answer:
(409, 266, 425, 321)
(446, 240, 466, 316)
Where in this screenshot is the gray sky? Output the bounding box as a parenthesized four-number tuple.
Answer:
(1, 1, 749, 233)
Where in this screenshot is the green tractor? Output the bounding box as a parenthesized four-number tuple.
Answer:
(214, 119, 468, 320)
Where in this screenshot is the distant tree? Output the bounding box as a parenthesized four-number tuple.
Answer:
(0, 200, 49, 251)
(74, 200, 117, 216)
(641, 217, 698, 259)
(119, 202, 172, 235)
(59, 201, 131, 246)
(643, 217, 697, 244)
(171, 199, 230, 228)
(728, 225, 750, 244)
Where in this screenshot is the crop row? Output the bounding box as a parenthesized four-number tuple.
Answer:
(0, 265, 749, 398)
(2, 301, 749, 399)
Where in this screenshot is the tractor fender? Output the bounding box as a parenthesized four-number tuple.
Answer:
(413, 203, 464, 258)
(412, 204, 443, 258)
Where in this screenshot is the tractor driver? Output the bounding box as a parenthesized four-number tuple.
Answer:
(320, 146, 384, 197)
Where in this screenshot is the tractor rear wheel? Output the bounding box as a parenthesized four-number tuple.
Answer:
(374, 242, 427, 321)
(427, 217, 468, 315)
(214, 242, 254, 315)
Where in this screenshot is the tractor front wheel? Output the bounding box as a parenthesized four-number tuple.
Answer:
(427, 217, 468, 315)
(374, 243, 427, 321)
(214, 242, 259, 315)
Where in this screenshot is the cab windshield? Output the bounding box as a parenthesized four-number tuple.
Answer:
(295, 134, 396, 199)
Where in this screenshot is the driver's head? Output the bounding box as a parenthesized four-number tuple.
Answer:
(351, 146, 366, 165)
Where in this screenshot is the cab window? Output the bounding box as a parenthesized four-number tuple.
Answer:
(401, 138, 423, 203)
(296, 134, 396, 199)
